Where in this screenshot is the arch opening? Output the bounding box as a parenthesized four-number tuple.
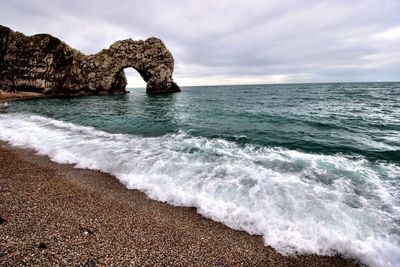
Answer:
(124, 67, 146, 92)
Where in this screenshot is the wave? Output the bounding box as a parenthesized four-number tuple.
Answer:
(0, 113, 399, 267)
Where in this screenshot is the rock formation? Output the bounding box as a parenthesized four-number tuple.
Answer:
(0, 25, 180, 95)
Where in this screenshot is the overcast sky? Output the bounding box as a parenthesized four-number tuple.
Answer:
(1, 0, 400, 87)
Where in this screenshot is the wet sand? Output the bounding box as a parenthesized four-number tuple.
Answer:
(0, 142, 361, 266)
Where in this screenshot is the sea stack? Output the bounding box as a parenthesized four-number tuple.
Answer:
(0, 25, 180, 95)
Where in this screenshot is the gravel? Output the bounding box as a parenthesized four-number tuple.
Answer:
(0, 142, 361, 266)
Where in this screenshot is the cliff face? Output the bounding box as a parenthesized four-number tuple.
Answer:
(0, 25, 180, 95)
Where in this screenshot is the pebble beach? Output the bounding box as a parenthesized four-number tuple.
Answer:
(0, 142, 361, 266)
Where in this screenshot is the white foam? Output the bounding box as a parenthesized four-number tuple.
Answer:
(0, 113, 399, 267)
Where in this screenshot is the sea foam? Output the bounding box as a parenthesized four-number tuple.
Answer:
(0, 113, 399, 267)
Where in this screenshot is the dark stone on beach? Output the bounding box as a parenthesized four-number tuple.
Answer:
(80, 227, 95, 235)
(0, 25, 180, 95)
(38, 242, 47, 249)
(82, 259, 96, 267)
(0, 217, 6, 224)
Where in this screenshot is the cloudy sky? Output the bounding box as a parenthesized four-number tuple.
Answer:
(1, 0, 399, 87)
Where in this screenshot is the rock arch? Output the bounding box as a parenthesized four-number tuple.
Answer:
(0, 25, 180, 95)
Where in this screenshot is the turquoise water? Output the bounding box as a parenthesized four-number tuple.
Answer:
(1, 82, 399, 266)
(9, 82, 400, 162)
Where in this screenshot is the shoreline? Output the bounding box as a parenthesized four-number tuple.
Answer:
(0, 90, 48, 103)
(0, 90, 129, 103)
(0, 141, 361, 266)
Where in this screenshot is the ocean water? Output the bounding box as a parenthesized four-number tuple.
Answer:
(0, 82, 399, 266)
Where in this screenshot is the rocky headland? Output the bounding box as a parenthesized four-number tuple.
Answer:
(0, 25, 180, 95)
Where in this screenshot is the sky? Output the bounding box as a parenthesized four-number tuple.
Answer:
(1, 0, 400, 87)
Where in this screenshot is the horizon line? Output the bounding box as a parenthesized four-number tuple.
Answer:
(127, 80, 400, 89)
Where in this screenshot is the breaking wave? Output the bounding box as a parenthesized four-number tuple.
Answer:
(0, 113, 399, 267)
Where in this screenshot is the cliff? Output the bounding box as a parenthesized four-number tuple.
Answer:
(0, 25, 180, 95)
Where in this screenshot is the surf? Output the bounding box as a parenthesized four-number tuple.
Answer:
(0, 113, 398, 267)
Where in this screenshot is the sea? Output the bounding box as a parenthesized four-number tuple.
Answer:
(0, 82, 399, 267)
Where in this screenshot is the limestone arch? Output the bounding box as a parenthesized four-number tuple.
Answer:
(0, 25, 180, 95)
(103, 37, 181, 94)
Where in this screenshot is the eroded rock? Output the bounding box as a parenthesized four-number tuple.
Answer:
(0, 25, 180, 95)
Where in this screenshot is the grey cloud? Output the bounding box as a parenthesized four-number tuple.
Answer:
(1, 0, 399, 85)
